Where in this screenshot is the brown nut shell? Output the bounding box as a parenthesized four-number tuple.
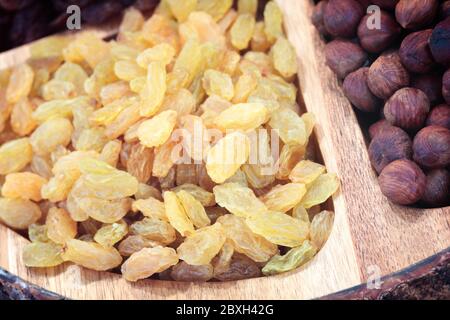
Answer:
(411, 72, 443, 106)
(357, 11, 401, 53)
(312, 1, 329, 36)
(395, 0, 439, 30)
(443, 69, 450, 104)
(325, 39, 368, 79)
(367, 52, 410, 100)
(426, 104, 450, 129)
(399, 29, 436, 74)
(421, 169, 450, 207)
(368, 126, 413, 174)
(378, 159, 426, 205)
(430, 18, 450, 67)
(343, 67, 381, 112)
(369, 119, 394, 139)
(323, 0, 364, 38)
(384, 88, 430, 131)
(413, 125, 450, 169)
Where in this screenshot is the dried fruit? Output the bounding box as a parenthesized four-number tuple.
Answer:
(215, 103, 268, 131)
(246, 211, 309, 247)
(138, 110, 177, 148)
(23, 242, 64, 268)
(177, 223, 226, 265)
(260, 183, 307, 213)
(206, 132, 250, 183)
(213, 183, 267, 218)
(0, 198, 41, 230)
(121, 246, 178, 282)
(300, 173, 340, 208)
(310, 210, 334, 249)
(62, 239, 123, 271)
(202, 69, 234, 101)
(217, 214, 277, 262)
(46, 207, 77, 245)
(163, 191, 195, 236)
(230, 14, 256, 50)
(269, 108, 307, 146)
(262, 240, 317, 276)
(132, 197, 167, 221)
(118, 235, 163, 257)
(177, 190, 211, 228)
(94, 220, 128, 247)
(170, 261, 214, 282)
(0, 138, 33, 174)
(271, 37, 298, 79)
(214, 253, 261, 281)
(130, 216, 176, 245)
(2, 172, 47, 202)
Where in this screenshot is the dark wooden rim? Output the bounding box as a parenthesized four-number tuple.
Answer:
(1, 247, 449, 300)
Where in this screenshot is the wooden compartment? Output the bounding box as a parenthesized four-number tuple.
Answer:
(0, 0, 449, 300)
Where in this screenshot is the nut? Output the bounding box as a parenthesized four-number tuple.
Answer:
(378, 159, 426, 205)
(426, 104, 450, 129)
(384, 88, 430, 131)
(343, 67, 381, 112)
(312, 1, 329, 36)
(371, 0, 399, 11)
(325, 39, 368, 79)
(411, 72, 443, 106)
(443, 69, 450, 104)
(369, 119, 394, 139)
(421, 169, 450, 207)
(413, 125, 450, 169)
(441, 1, 450, 20)
(430, 18, 450, 66)
(399, 29, 436, 74)
(357, 11, 401, 53)
(368, 126, 412, 174)
(367, 51, 410, 99)
(395, 0, 439, 30)
(323, 0, 364, 38)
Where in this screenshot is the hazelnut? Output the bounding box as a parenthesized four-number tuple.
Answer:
(378, 159, 426, 205)
(411, 72, 443, 106)
(312, 1, 329, 36)
(368, 126, 412, 174)
(441, 1, 450, 20)
(395, 0, 439, 30)
(399, 29, 436, 74)
(421, 169, 450, 207)
(325, 39, 368, 79)
(343, 67, 381, 112)
(413, 125, 450, 169)
(384, 88, 430, 131)
(443, 69, 450, 104)
(426, 104, 450, 129)
(429, 18, 450, 66)
(367, 51, 410, 99)
(357, 11, 401, 53)
(369, 119, 394, 139)
(323, 0, 364, 38)
(356, 0, 371, 10)
(371, 0, 399, 11)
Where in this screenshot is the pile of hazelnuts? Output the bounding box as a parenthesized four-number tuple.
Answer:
(313, 0, 450, 208)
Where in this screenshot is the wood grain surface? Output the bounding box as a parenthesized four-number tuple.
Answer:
(0, 0, 448, 300)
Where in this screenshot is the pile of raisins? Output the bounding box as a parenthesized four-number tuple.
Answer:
(0, 0, 159, 52)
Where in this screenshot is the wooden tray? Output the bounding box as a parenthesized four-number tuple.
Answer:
(0, 0, 449, 300)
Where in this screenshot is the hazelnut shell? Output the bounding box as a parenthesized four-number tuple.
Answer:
(357, 11, 401, 53)
(399, 29, 436, 74)
(443, 69, 450, 104)
(368, 126, 413, 174)
(367, 52, 410, 100)
(411, 72, 443, 106)
(395, 0, 439, 30)
(369, 119, 394, 139)
(325, 39, 368, 79)
(421, 169, 450, 207)
(378, 159, 426, 205)
(426, 104, 450, 129)
(323, 0, 364, 38)
(413, 125, 450, 169)
(343, 67, 381, 112)
(371, 0, 399, 11)
(429, 18, 450, 66)
(312, 1, 329, 36)
(384, 88, 430, 131)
